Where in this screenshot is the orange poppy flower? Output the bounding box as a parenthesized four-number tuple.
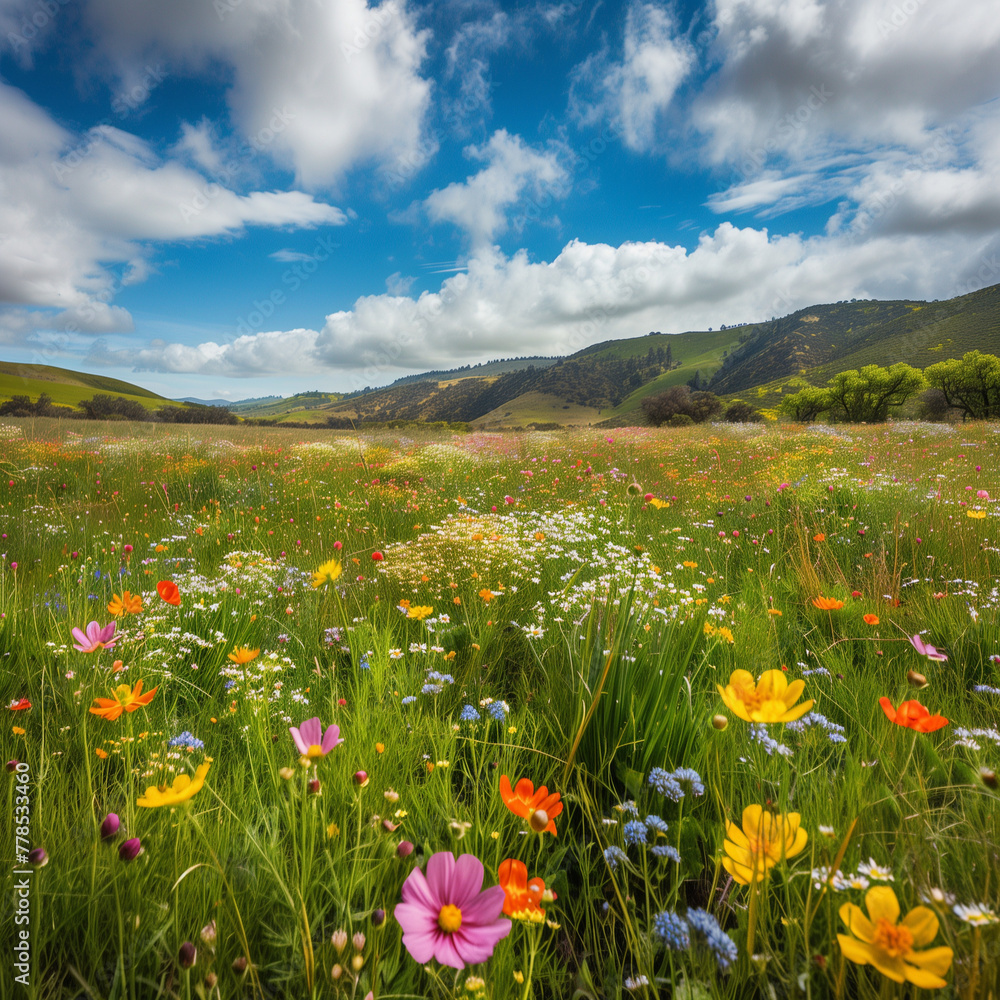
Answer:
(498, 858, 554, 922)
(8, 698, 31, 711)
(227, 647, 260, 665)
(156, 580, 181, 606)
(879, 698, 948, 733)
(89, 680, 158, 722)
(812, 596, 845, 611)
(863, 614, 880, 625)
(499, 775, 562, 836)
(813, 533, 826, 542)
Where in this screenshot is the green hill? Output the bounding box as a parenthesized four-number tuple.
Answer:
(0, 362, 170, 411)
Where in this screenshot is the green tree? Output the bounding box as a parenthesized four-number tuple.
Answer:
(924, 351, 1000, 420)
(777, 386, 831, 422)
(824, 363, 926, 422)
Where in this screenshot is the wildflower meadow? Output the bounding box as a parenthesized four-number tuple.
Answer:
(1, 417, 999, 1000)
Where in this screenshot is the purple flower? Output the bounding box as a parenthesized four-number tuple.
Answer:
(394, 851, 511, 969)
(909, 634, 948, 662)
(289, 717, 343, 759)
(119, 837, 143, 862)
(100, 813, 120, 840)
(71, 621, 117, 653)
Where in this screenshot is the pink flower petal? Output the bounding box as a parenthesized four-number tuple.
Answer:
(453, 918, 511, 965)
(433, 932, 466, 969)
(450, 853, 487, 907)
(425, 851, 457, 905)
(289, 726, 308, 756)
(321, 724, 342, 753)
(400, 865, 441, 912)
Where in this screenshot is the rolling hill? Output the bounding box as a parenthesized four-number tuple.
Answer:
(0, 362, 170, 411)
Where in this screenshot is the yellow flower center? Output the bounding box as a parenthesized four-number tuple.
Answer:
(872, 919, 913, 958)
(438, 904, 462, 933)
(306, 745, 324, 758)
(114, 684, 133, 703)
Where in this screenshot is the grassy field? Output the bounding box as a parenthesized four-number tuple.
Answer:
(0, 363, 168, 412)
(1, 417, 999, 999)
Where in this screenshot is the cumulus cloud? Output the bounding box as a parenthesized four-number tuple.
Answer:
(116, 224, 1000, 384)
(569, 2, 694, 152)
(421, 130, 569, 246)
(72, 0, 433, 189)
(0, 81, 346, 339)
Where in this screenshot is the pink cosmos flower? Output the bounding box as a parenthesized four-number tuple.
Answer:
(909, 634, 948, 662)
(72, 621, 117, 653)
(395, 852, 511, 969)
(289, 717, 343, 759)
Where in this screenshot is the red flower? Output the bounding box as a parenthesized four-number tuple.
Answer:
(879, 697, 948, 733)
(8, 698, 31, 711)
(156, 580, 181, 605)
(371, 551, 384, 561)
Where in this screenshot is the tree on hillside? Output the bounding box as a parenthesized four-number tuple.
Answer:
(924, 351, 1000, 420)
(641, 385, 723, 426)
(824, 363, 926, 422)
(723, 401, 763, 423)
(777, 386, 831, 422)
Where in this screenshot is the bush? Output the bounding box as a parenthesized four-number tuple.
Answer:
(78, 394, 152, 421)
(642, 386, 722, 426)
(723, 401, 763, 423)
(667, 413, 694, 427)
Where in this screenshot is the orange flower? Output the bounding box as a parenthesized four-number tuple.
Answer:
(813, 533, 826, 542)
(89, 680, 158, 721)
(95, 747, 108, 759)
(108, 590, 143, 616)
(498, 859, 555, 922)
(156, 580, 181, 605)
(499, 775, 562, 836)
(863, 614, 880, 625)
(8, 698, 31, 711)
(812, 596, 845, 611)
(479, 589, 494, 603)
(227, 647, 260, 665)
(879, 698, 948, 733)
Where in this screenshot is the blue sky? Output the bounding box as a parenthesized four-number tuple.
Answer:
(1, 0, 998, 400)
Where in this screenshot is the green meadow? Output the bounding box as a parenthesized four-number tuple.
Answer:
(1, 417, 998, 999)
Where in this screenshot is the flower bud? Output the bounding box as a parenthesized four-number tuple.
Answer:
(331, 929, 348, 953)
(382, 819, 399, 832)
(28, 847, 48, 867)
(200, 920, 217, 947)
(372, 908, 386, 927)
(100, 813, 120, 840)
(232, 956, 248, 973)
(353, 931, 365, 950)
(907, 670, 928, 689)
(308, 778, 321, 795)
(351, 954, 364, 973)
(6, 760, 19, 772)
(179, 942, 197, 969)
(397, 840, 414, 858)
(331, 964, 343, 980)
(711, 714, 729, 731)
(119, 837, 143, 862)
(278, 766, 295, 780)
(354, 770, 369, 787)
(204, 972, 217, 989)
(528, 808, 549, 833)
(981, 768, 997, 790)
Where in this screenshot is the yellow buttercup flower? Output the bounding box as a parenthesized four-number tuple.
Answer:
(967, 510, 986, 519)
(311, 558, 343, 588)
(838, 886, 953, 989)
(407, 605, 434, 620)
(137, 762, 211, 808)
(722, 804, 808, 885)
(717, 669, 813, 723)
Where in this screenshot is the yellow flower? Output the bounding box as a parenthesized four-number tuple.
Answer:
(137, 761, 210, 808)
(838, 886, 953, 989)
(107, 590, 143, 616)
(311, 558, 343, 588)
(716, 626, 735, 644)
(968, 510, 986, 519)
(407, 605, 434, 620)
(12, 725, 25, 735)
(717, 669, 813, 723)
(95, 748, 109, 759)
(812, 595, 845, 610)
(227, 647, 260, 665)
(683, 560, 698, 568)
(722, 804, 808, 885)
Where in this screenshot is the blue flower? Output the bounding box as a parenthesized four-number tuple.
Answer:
(653, 911, 689, 950)
(622, 820, 647, 846)
(401, 696, 417, 705)
(750, 723, 793, 757)
(648, 767, 683, 801)
(168, 732, 205, 750)
(651, 844, 681, 862)
(670, 767, 705, 797)
(685, 909, 738, 971)
(644, 814, 669, 835)
(486, 701, 508, 721)
(459, 704, 480, 722)
(603, 846, 628, 870)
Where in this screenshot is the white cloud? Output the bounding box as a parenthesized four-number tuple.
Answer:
(117, 224, 1000, 383)
(422, 130, 569, 246)
(0, 81, 346, 339)
(74, 0, 434, 189)
(569, 2, 694, 152)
